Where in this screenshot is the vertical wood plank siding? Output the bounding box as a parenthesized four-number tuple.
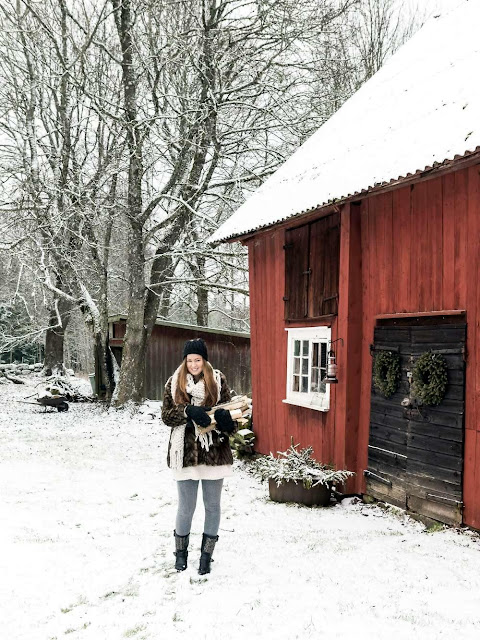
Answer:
(112, 322, 251, 401)
(359, 166, 480, 528)
(247, 162, 480, 529)
(248, 232, 335, 465)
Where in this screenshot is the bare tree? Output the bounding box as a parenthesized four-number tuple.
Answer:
(107, 0, 362, 404)
(0, 0, 123, 395)
(0, 0, 422, 405)
(351, 0, 422, 83)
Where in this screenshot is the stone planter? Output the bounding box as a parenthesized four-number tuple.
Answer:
(268, 478, 331, 507)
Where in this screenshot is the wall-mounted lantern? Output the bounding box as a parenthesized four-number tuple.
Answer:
(323, 338, 343, 384)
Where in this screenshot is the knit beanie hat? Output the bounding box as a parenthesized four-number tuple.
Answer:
(183, 338, 208, 361)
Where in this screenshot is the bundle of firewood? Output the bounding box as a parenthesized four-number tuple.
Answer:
(198, 395, 252, 435)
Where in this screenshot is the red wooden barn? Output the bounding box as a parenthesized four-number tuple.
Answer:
(101, 316, 251, 400)
(211, 3, 480, 529)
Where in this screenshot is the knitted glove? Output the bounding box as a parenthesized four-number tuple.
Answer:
(185, 405, 211, 428)
(214, 408, 235, 434)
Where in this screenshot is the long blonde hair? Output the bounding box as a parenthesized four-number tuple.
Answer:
(174, 358, 218, 407)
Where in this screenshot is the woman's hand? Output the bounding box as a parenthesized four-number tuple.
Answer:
(185, 405, 211, 428)
(214, 408, 235, 434)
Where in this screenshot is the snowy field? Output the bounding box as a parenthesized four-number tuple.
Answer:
(2, 377, 480, 640)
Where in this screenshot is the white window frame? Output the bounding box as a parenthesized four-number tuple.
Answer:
(283, 326, 331, 412)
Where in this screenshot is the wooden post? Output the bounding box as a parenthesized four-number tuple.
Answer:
(335, 203, 363, 492)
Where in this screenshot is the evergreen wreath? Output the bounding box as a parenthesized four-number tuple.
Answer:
(412, 351, 448, 406)
(373, 350, 400, 398)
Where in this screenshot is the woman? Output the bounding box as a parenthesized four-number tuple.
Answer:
(161, 338, 236, 575)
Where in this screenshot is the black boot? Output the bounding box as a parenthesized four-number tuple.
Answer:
(174, 530, 189, 571)
(198, 533, 218, 575)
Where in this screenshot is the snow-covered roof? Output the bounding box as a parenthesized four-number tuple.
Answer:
(210, 1, 480, 243)
(108, 315, 250, 338)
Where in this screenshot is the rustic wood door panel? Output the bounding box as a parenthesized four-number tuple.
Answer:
(366, 323, 466, 525)
(284, 225, 309, 319)
(309, 213, 340, 317)
(366, 325, 411, 507)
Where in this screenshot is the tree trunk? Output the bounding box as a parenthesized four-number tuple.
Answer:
(113, 228, 147, 405)
(111, 0, 147, 406)
(157, 253, 175, 319)
(94, 333, 116, 401)
(43, 293, 72, 376)
(114, 325, 148, 404)
(196, 283, 209, 326)
(193, 253, 208, 326)
(113, 316, 148, 404)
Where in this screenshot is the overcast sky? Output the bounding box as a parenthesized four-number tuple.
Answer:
(417, 0, 467, 16)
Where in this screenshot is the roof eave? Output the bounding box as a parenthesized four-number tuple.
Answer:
(214, 148, 480, 245)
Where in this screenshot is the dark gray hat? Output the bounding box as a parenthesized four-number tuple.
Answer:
(183, 338, 208, 361)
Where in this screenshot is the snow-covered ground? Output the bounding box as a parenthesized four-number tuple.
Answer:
(2, 377, 480, 640)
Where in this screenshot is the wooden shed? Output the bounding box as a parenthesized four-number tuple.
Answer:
(211, 3, 480, 529)
(102, 316, 250, 400)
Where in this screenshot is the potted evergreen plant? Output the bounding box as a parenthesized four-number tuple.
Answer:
(252, 439, 354, 507)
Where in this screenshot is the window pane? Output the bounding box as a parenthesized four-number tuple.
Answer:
(312, 342, 319, 367)
(301, 376, 308, 392)
(294, 340, 300, 357)
(302, 358, 308, 375)
(321, 343, 327, 370)
(294, 357, 300, 374)
(319, 380, 326, 394)
(293, 375, 299, 392)
(311, 368, 319, 392)
(302, 340, 309, 356)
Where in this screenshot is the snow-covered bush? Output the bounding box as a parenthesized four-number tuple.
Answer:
(251, 439, 354, 489)
(230, 426, 255, 458)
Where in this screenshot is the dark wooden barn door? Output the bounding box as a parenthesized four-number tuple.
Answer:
(366, 322, 466, 525)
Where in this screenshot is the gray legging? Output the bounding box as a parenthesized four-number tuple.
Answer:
(175, 479, 224, 537)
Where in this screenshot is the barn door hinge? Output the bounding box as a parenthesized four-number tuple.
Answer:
(283, 296, 289, 302)
(368, 445, 407, 461)
(364, 470, 392, 487)
(370, 344, 400, 356)
(431, 348, 464, 355)
(425, 493, 464, 509)
(321, 295, 339, 315)
(283, 243, 293, 250)
(429, 346, 467, 362)
(302, 268, 312, 276)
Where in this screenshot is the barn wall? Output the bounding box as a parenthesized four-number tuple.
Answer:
(247, 231, 338, 466)
(358, 165, 480, 529)
(111, 322, 251, 401)
(247, 162, 480, 529)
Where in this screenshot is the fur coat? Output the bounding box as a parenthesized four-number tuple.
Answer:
(161, 370, 235, 468)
